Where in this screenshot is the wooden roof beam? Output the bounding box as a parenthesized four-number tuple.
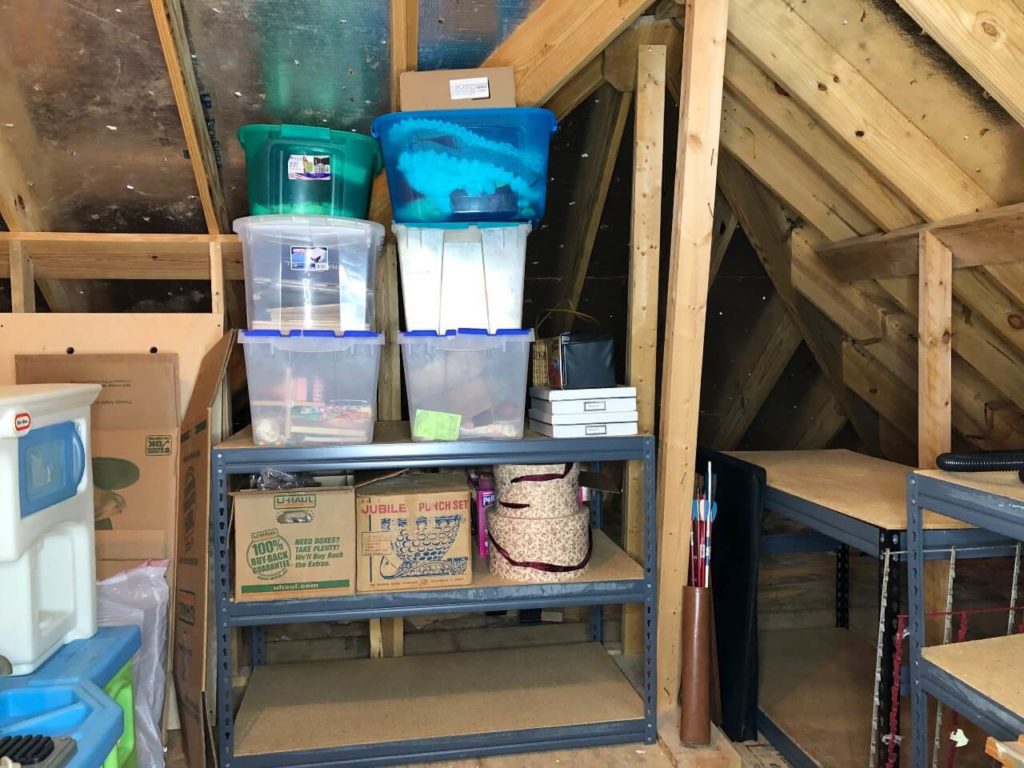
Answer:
(723, 44, 920, 232)
(389, 0, 418, 112)
(818, 203, 1024, 281)
(719, 92, 877, 242)
(782, 375, 848, 450)
(728, 0, 996, 222)
(895, 0, 1024, 130)
(702, 294, 803, 450)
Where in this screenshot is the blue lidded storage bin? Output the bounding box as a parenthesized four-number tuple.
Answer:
(371, 108, 557, 224)
(0, 627, 141, 768)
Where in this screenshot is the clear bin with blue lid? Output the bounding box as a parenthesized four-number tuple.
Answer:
(371, 108, 557, 223)
(239, 330, 383, 447)
(234, 215, 383, 333)
(399, 328, 534, 441)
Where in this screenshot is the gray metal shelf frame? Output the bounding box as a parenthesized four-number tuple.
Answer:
(752, 482, 1008, 768)
(212, 432, 658, 768)
(908, 473, 1024, 768)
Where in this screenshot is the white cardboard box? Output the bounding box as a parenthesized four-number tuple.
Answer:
(528, 407, 638, 425)
(529, 419, 639, 438)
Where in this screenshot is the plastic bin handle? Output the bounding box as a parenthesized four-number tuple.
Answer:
(279, 124, 332, 142)
(72, 426, 86, 490)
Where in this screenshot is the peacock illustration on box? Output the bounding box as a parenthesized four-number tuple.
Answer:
(377, 515, 468, 580)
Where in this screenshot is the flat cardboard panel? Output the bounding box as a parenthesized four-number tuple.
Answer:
(173, 331, 238, 768)
(356, 471, 471, 592)
(399, 66, 516, 111)
(233, 487, 357, 602)
(15, 353, 182, 571)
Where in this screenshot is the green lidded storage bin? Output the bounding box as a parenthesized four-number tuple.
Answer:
(239, 123, 382, 217)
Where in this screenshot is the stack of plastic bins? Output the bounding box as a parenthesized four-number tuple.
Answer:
(373, 108, 555, 441)
(233, 215, 385, 447)
(0, 626, 141, 768)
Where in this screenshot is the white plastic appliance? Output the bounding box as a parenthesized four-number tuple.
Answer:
(0, 383, 101, 675)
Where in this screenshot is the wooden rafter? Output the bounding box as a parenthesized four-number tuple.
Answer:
(708, 191, 738, 284)
(723, 44, 919, 232)
(727, 0, 996, 221)
(703, 295, 802, 450)
(719, 92, 876, 241)
(918, 233, 953, 465)
(655, 0, 728, 716)
(623, 43, 667, 658)
(151, 0, 229, 234)
(842, 340, 916, 443)
(545, 57, 604, 121)
(783, 376, 848, 450)
(549, 83, 632, 333)
(895, 0, 1024, 131)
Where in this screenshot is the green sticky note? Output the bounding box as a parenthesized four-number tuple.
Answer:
(413, 409, 462, 441)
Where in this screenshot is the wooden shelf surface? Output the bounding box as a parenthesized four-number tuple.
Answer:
(922, 634, 1024, 718)
(234, 642, 644, 756)
(730, 449, 971, 530)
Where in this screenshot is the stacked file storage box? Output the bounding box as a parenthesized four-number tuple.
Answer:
(528, 386, 639, 438)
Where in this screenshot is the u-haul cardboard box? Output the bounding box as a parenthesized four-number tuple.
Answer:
(356, 472, 472, 592)
(233, 487, 356, 602)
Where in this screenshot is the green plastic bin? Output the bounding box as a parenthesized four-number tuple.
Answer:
(238, 124, 382, 217)
(102, 661, 137, 768)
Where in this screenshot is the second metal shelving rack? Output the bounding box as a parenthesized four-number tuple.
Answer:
(908, 472, 1024, 768)
(211, 427, 657, 767)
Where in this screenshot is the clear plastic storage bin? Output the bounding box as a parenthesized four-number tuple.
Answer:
(399, 329, 534, 441)
(394, 222, 530, 333)
(239, 330, 383, 446)
(371, 108, 557, 223)
(234, 215, 384, 332)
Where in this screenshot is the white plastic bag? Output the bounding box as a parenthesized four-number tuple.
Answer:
(97, 561, 169, 768)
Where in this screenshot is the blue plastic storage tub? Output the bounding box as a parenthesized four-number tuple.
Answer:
(371, 108, 557, 223)
(0, 626, 141, 768)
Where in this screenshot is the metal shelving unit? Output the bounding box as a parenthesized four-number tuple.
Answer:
(722, 451, 1009, 768)
(212, 423, 657, 768)
(908, 471, 1024, 768)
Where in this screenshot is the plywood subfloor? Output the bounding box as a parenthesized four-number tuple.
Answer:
(759, 626, 875, 768)
(729, 450, 971, 530)
(234, 642, 644, 756)
(923, 634, 1024, 717)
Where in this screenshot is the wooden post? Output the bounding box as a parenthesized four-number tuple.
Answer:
(9, 240, 35, 313)
(389, 0, 418, 111)
(656, 0, 729, 716)
(623, 44, 666, 656)
(918, 231, 953, 467)
(918, 231, 954, 650)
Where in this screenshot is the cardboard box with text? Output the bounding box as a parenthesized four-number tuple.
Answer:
(233, 487, 356, 602)
(356, 472, 472, 592)
(399, 66, 516, 111)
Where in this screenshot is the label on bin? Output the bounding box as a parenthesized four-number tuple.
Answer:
(413, 409, 462, 441)
(289, 245, 330, 271)
(287, 154, 331, 181)
(449, 76, 490, 101)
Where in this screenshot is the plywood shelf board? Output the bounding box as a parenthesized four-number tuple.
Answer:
(729, 450, 971, 530)
(233, 643, 644, 756)
(914, 469, 1024, 506)
(922, 635, 1024, 718)
(759, 626, 876, 768)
